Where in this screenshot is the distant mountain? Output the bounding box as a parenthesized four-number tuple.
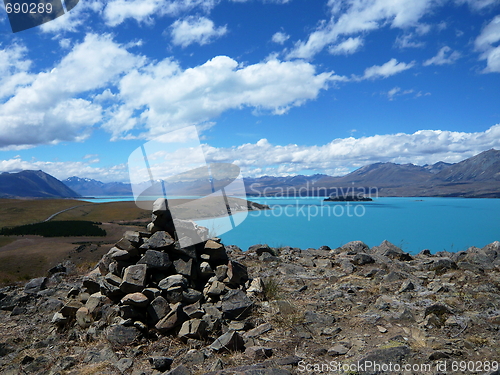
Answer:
(63, 177, 132, 196)
(333, 162, 432, 186)
(244, 149, 500, 198)
(433, 149, 500, 182)
(62, 149, 500, 199)
(0, 170, 80, 198)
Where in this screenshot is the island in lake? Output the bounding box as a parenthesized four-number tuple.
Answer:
(324, 195, 373, 202)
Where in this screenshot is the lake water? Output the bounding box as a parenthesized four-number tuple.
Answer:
(82, 196, 500, 254)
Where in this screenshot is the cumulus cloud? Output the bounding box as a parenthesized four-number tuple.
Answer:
(103, 0, 216, 26)
(0, 156, 128, 182)
(170, 16, 227, 47)
(423, 46, 461, 66)
(328, 37, 363, 55)
(199, 124, 500, 177)
(475, 15, 500, 73)
(287, 0, 437, 59)
(39, 0, 103, 33)
(356, 58, 415, 80)
(0, 34, 143, 149)
(395, 33, 425, 49)
(104, 56, 340, 140)
(272, 31, 290, 44)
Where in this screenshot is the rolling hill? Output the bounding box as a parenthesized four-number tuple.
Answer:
(0, 170, 80, 198)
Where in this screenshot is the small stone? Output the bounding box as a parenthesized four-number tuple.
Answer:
(60, 301, 83, 317)
(121, 292, 149, 308)
(183, 301, 205, 319)
(159, 274, 188, 291)
(178, 318, 208, 339)
(221, 289, 253, 320)
(200, 262, 214, 277)
(149, 356, 173, 372)
(24, 277, 47, 294)
(328, 344, 349, 356)
(227, 260, 248, 285)
(147, 296, 171, 325)
(206, 281, 226, 298)
(76, 307, 93, 328)
(165, 365, 191, 375)
(210, 330, 244, 352)
(156, 303, 186, 332)
(398, 280, 415, 293)
(183, 288, 203, 304)
(120, 264, 147, 294)
(138, 250, 172, 271)
(377, 325, 388, 333)
(115, 358, 133, 373)
(146, 231, 175, 250)
(106, 325, 141, 346)
(174, 258, 193, 277)
(352, 253, 375, 265)
(245, 346, 273, 360)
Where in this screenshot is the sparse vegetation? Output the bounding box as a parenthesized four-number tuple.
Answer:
(262, 277, 281, 301)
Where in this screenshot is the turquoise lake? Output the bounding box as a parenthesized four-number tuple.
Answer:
(82, 196, 500, 254)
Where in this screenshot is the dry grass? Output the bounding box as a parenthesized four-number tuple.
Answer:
(0, 199, 88, 228)
(53, 201, 149, 223)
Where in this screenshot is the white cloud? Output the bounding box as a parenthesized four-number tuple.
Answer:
(455, 0, 500, 10)
(170, 16, 227, 47)
(287, 0, 438, 59)
(0, 44, 34, 100)
(386, 86, 415, 100)
(328, 37, 363, 55)
(0, 34, 143, 149)
(272, 31, 290, 44)
(200, 124, 500, 177)
(357, 58, 415, 80)
(39, 0, 104, 33)
(475, 15, 500, 73)
(423, 46, 461, 66)
(395, 33, 425, 49)
(0, 157, 127, 182)
(105, 56, 340, 140)
(103, 0, 217, 27)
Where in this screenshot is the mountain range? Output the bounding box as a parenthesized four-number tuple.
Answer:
(2, 149, 500, 198)
(0, 170, 80, 198)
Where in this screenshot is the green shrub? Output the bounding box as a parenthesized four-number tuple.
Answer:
(0, 221, 106, 237)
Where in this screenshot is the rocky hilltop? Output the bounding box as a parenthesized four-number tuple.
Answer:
(1, 203, 500, 374)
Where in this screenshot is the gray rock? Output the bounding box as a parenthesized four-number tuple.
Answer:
(178, 318, 208, 339)
(244, 322, 272, 338)
(372, 240, 412, 261)
(206, 280, 226, 298)
(428, 257, 458, 272)
(204, 240, 228, 262)
(352, 253, 375, 265)
(210, 330, 245, 352)
(155, 303, 186, 332)
(227, 260, 248, 285)
(115, 358, 134, 373)
(106, 325, 141, 346)
(245, 346, 273, 360)
(174, 258, 193, 277)
(121, 292, 149, 308)
(120, 264, 147, 294)
(215, 265, 228, 281)
(328, 344, 349, 356)
(183, 301, 205, 319)
(181, 349, 205, 366)
(147, 296, 171, 325)
(76, 307, 93, 328)
(398, 280, 415, 293)
(149, 356, 173, 372)
(146, 231, 175, 250)
(340, 240, 370, 254)
(159, 274, 188, 291)
(200, 262, 215, 277)
(359, 346, 411, 374)
(165, 365, 191, 375)
(24, 277, 47, 294)
(108, 247, 131, 261)
(138, 250, 172, 271)
(221, 289, 253, 320)
(183, 288, 203, 304)
(424, 303, 453, 317)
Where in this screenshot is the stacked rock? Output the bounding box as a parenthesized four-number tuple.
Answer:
(53, 198, 254, 350)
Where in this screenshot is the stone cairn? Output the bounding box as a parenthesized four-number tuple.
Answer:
(51, 198, 259, 353)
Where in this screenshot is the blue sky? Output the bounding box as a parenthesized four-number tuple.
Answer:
(0, 0, 500, 182)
